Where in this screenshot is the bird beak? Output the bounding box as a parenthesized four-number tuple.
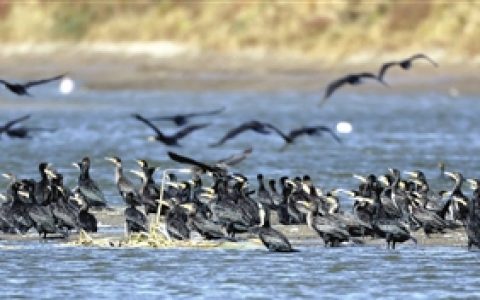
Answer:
(1, 173, 12, 180)
(147, 136, 156, 142)
(353, 174, 367, 183)
(72, 162, 81, 169)
(403, 171, 416, 178)
(104, 157, 117, 164)
(467, 179, 478, 190)
(129, 170, 144, 178)
(444, 171, 455, 179)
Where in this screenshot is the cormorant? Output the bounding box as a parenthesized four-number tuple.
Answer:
(73, 157, 107, 209)
(0, 74, 65, 96)
(320, 72, 385, 105)
(209, 120, 274, 147)
(71, 192, 97, 233)
(149, 107, 225, 126)
(0, 114, 30, 135)
(5, 127, 56, 139)
(265, 124, 342, 145)
(378, 53, 438, 83)
(132, 113, 209, 146)
(105, 156, 142, 206)
(124, 192, 148, 234)
(249, 203, 296, 252)
(180, 202, 227, 240)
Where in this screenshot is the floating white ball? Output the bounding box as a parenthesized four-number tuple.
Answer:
(59, 77, 75, 95)
(336, 121, 353, 134)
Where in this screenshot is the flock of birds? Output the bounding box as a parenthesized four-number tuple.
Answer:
(1, 52, 477, 253)
(0, 152, 479, 252)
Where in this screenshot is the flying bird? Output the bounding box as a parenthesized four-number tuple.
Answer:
(132, 113, 209, 146)
(149, 107, 225, 126)
(167, 151, 223, 175)
(209, 120, 273, 147)
(0, 114, 30, 134)
(265, 124, 342, 145)
(320, 72, 385, 105)
(378, 53, 438, 83)
(215, 146, 253, 167)
(0, 74, 65, 96)
(5, 127, 56, 139)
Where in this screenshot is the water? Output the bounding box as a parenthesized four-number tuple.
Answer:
(0, 81, 479, 298)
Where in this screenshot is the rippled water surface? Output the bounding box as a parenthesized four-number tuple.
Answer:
(1, 80, 479, 298)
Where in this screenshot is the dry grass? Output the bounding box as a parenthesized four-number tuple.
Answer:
(0, 1, 479, 63)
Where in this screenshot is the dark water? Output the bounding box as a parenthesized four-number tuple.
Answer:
(0, 81, 479, 298)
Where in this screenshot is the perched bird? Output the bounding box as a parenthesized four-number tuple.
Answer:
(378, 53, 438, 83)
(132, 113, 209, 146)
(149, 107, 225, 126)
(265, 124, 342, 145)
(0, 74, 65, 96)
(105, 156, 142, 205)
(320, 72, 385, 105)
(209, 120, 274, 147)
(71, 192, 97, 233)
(73, 157, 107, 209)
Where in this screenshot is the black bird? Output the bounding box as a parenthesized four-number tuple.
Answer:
(320, 72, 384, 105)
(215, 146, 253, 167)
(0, 114, 31, 135)
(378, 53, 438, 83)
(71, 192, 98, 233)
(124, 192, 148, 234)
(73, 157, 107, 209)
(149, 107, 225, 126)
(168, 151, 224, 175)
(0, 74, 65, 96)
(265, 124, 342, 145)
(5, 127, 56, 139)
(250, 203, 296, 252)
(132, 113, 209, 146)
(209, 120, 273, 147)
(105, 156, 142, 205)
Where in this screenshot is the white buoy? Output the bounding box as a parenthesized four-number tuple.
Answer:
(59, 77, 75, 95)
(336, 121, 353, 134)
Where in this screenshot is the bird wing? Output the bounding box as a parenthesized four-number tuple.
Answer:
(409, 53, 438, 67)
(171, 123, 209, 139)
(377, 62, 398, 82)
(263, 123, 290, 143)
(168, 151, 220, 173)
(216, 146, 253, 166)
(0, 79, 9, 86)
(210, 121, 267, 147)
(182, 107, 226, 118)
(132, 113, 163, 136)
(23, 74, 65, 88)
(1, 114, 31, 130)
(12, 127, 56, 132)
(320, 76, 349, 105)
(291, 125, 342, 143)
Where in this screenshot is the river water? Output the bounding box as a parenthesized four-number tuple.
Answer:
(0, 79, 479, 298)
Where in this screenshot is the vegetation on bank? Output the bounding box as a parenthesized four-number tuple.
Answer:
(0, 1, 479, 62)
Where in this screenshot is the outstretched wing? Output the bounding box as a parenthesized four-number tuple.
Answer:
(132, 113, 163, 136)
(183, 107, 226, 118)
(377, 62, 398, 82)
(210, 121, 268, 147)
(1, 114, 30, 130)
(168, 151, 220, 173)
(409, 53, 438, 67)
(172, 123, 209, 139)
(216, 146, 253, 166)
(320, 76, 349, 105)
(288, 125, 341, 143)
(23, 74, 65, 88)
(263, 123, 290, 143)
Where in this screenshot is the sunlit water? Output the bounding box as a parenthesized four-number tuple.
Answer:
(0, 82, 479, 298)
